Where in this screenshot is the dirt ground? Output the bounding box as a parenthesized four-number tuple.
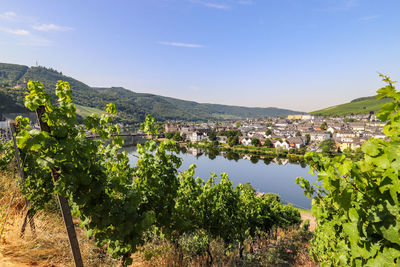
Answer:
(0, 250, 30, 266)
(300, 211, 316, 231)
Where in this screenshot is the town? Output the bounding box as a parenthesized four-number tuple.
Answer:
(0, 111, 386, 157)
(163, 113, 385, 153)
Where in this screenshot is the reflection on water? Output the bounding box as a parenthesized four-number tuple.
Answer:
(180, 147, 307, 168)
(126, 145, 317, 209)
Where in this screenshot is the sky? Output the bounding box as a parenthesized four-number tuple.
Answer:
(1, 0, 400, 112)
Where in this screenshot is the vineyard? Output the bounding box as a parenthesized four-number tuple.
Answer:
(0, 80, 305, 266)
(4, 75, 399, 266)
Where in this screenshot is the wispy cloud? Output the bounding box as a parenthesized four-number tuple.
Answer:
(190, 0, 230, 9)
(8, 29, 29, 35)
(32, 23, 73, 32)
(0, 26, 30, 35)
(359, 15, 379, 21)
(0, 26, 51, 46)
(0, 11, 73, 46)
(159, 41, 204, 48)
(0, 11, 17, 21)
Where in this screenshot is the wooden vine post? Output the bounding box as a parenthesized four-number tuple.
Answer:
(35, 106, 84, 267)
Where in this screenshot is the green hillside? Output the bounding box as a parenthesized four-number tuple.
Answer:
(0, 62, 303, 124)
(75, 104, 104, 118)
(0, 63, 28, 86)
(0, 86, 104, 120)
(311, 96, 391, 116)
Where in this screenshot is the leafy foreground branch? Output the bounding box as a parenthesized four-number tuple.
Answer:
(0, 167, 312, 266)
(297, 74, 400, 266)
(1, 80, 303, 266)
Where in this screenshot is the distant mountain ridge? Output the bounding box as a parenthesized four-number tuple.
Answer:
(310, 95, 391, 116)
(0, 62, 303, 124)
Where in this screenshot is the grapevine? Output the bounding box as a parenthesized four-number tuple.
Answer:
(297, 74, 400, 266)
(8, 80, 302, 265)
(0, 138, 14, 170)
(16, 81, 153, 265)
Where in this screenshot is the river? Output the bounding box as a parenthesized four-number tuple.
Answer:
(125, 146, 317, 210)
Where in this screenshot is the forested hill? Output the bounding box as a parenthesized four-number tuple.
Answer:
(310, 95, 391, 116)
(0, 62, 303, 124)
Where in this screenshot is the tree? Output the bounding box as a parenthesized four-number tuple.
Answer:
(295, 131, 302, 136)
(211, 140, 219, 147)
(165, 131, 174, 139)
(305, 134, 311, 145)
(228, 129, 241, 137)
(265, 129, 272, 136)
(235, 122, 241, 128)
(320, 122, 327, 130)
(207, 145, 219, 159)
(318, 139, 336, 155)
(264, 138, 273, 148)
(263, 157, 272, 165)
(228, 135, 239, 147)
(173, 131, 182, 141)
(251, 138, 260, 147)
(250, 156, 259, 164)
(208, 129, 217, 141)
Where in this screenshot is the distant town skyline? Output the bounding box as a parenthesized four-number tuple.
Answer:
(1, 0, 400, 112)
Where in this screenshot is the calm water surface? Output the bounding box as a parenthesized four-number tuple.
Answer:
(126, 146, 317, 209)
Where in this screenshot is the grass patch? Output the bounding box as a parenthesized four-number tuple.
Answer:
(0, 168, 118, 266)
(311, 96, 391, 116)
(75, 104, 104, 118)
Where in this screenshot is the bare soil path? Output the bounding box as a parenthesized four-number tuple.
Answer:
(300, 211, 316, 231)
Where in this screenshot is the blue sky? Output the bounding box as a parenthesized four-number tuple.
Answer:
(1, 0, 399, 112)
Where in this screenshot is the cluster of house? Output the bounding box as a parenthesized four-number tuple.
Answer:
(1, 111, 386, 152)
(164, 113, 386, 152)
(0, 115, 12, 141)
(0, 127, 11, 142)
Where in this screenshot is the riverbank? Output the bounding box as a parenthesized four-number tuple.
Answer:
(182, 141, 306, 164)
(159, 137, 364, 161)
